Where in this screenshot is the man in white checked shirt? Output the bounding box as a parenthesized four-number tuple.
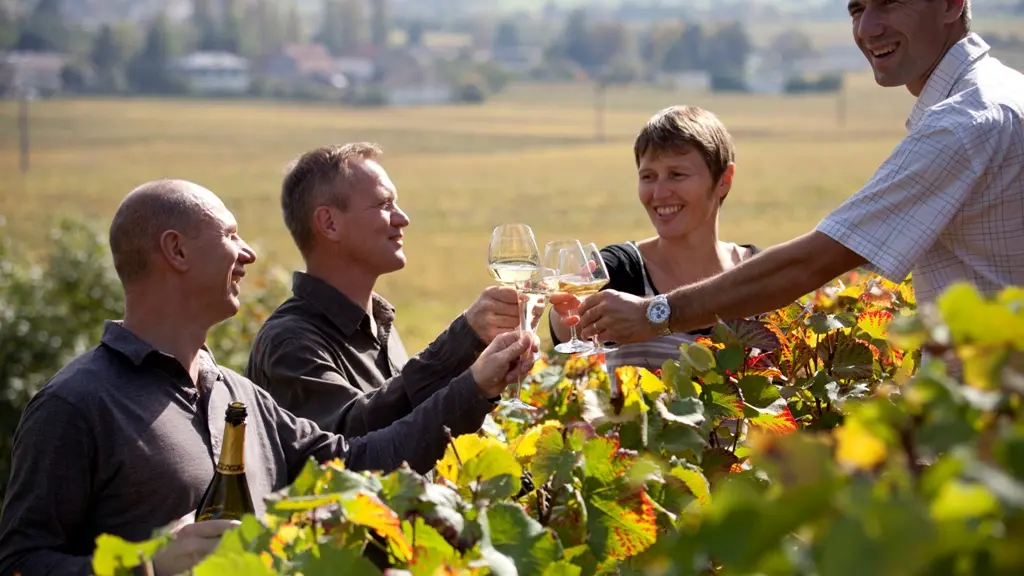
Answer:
(556, 0, 1023, 353)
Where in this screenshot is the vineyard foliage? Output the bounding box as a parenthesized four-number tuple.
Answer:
(92, 270, 1024, 575)
(3, 219, 1024, 574)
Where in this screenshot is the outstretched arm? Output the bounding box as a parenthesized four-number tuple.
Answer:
(575, 232, 864, 343)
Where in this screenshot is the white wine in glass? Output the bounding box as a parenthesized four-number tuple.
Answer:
(578, 242, 617, 356)
(487, 224, 540, 411)
(545, 239, 595, 355)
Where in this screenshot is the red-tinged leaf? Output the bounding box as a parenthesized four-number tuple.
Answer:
(700, 447, 741, 484)
(746, 399, 799, 436)
(343, 492, 414, 562)
(694, 336, 723, 350)
(857, 309, 894, 340)
(763, 323, 791, 351)
(704, 385, 745, 424)
(714, 318, 782, 351)
(765, 301, 811, 331)
(582, 435, 631, 484)
(585, 486, 658, 560)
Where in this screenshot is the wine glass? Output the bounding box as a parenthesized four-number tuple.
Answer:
(546, 240, 596, 355)
(487, 224, 540, 411)
(578, 242, 617, 356)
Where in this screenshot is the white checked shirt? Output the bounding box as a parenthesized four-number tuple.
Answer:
(817, 33, 1024, 305)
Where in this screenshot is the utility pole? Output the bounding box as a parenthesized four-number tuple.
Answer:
(19, 89, 30, 174)
(836, 73, 847, 129)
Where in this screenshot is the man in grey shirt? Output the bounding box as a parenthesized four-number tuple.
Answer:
(247, 142, 538, 436)
(0, 179, 538, 576)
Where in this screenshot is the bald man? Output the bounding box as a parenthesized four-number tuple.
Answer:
(0, 179, 538, 576)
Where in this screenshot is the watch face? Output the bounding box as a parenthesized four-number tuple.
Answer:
(648, 301, 670, 324)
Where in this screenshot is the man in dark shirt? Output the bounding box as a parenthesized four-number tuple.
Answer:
(246, 142, 538, 436)
(0, 179, 537, 576)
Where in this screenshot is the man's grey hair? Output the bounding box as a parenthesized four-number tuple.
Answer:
(108, 179, 213, 286)
(961, 0, 972, 32)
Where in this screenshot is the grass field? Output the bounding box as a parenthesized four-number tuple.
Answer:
(0, 72, 922, 351)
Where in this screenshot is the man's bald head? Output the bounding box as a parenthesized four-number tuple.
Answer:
(109, 179, 220, 286)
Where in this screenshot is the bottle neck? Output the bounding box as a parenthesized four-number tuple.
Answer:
(217, 421, 246, 475)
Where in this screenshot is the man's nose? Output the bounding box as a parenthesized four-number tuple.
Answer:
(238, 238, 257, 264)
(392, 204, 410, 228)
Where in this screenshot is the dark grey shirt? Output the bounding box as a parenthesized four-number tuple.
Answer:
(0, 321, 494, 576)
(245, 272, 488, 437)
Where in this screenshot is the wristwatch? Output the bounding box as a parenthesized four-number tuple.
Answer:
(646, 295, 672, 336)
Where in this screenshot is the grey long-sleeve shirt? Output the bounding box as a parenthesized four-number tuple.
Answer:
(245, 272, 488, 437)
(0, 321, 494, 576)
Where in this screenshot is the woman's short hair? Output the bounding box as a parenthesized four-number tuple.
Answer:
(633, 105, 736, 186)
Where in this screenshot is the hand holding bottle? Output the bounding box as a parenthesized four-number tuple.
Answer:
(151, 513, 240, 575)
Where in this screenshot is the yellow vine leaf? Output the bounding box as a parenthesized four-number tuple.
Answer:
(437, 435, 507, 484)
(834, 418, 887, 471)
(511, 420, 563, 462)
(343, 492, 414, 562)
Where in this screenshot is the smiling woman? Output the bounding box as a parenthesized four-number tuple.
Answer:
(548, 105, 760, 373)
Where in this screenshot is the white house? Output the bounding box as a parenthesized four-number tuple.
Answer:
(169, 51, 251, 95)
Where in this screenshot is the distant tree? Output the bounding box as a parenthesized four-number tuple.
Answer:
(284, 1, 304, 44)
(405, 19, 424, 46)
(338, 0, 365, 54)
(90, 23, 135, 92)
(703, 21, 751, 78)
(662, 21, 705, 72)
(767, 29, 817, 66)
(14, 0, 71, 52)
(193, 0, 221, 51)
(493, 19, 520, 50)
(561, 8, 591, 68)
(221, 0, 245, 53)
(0, 0, 16, 51)
(369, 0, 389, 48)
(127, 13, 185, 94)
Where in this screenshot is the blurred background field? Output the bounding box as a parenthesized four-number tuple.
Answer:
(1, 1, 1022, 351)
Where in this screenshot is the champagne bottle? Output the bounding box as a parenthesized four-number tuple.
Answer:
(195, 401, 256, 522)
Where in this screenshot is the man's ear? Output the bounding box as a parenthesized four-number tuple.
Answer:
(159, 230, 189, 273)
(943, 0, 966, 24)
(313, 206, 343, 242)
(717, 163, 735, 204)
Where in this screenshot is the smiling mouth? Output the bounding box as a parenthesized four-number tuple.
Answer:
(869, 43, 898, 60)
(654, 206, 683, 217)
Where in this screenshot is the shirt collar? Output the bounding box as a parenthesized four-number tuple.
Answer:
(99, 320, 218, 367)
(291, 271, 395, 338)
(906, 32, 990, 131)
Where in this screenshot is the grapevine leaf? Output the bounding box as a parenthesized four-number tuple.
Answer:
(832, 338, 875, 380)
(857, 310, 894, 341)
(437, 435, 508, 484)
(485, 502, 564, 576)
(715, 346, 746, 373)
(585, 486, 659, 560)
(806, 312, 855, 335)
(581, 435, 633, 485)
(343, 492, 414, 562)
(662, 359, 698, 398)
(615, 365, 667, 396)
(92, 534, 170, 576)
(292, 546, 382, 575)
(193, 552, 276, 576)
(702, 383, 745, 424)
(458, 445, 523, 502)
(379, 464, 428, 517)
(669, 462, 711, 506)
(402, 517, 458, 576)
(745, 398, 799, 435)
(714, 318, 782, 351)
(701, 447, 741, 484)
(532, 427, 582, 489)
(511, 421, 564, 464)
(654, 396, 705, 428)
(542, 561, 583, 575)
(679, 342, 717, 372)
